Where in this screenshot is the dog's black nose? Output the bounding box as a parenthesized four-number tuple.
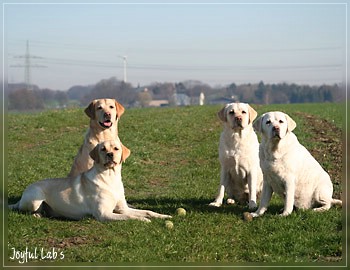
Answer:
(104, 112, 111, 118)
(106, 152, 114, 158)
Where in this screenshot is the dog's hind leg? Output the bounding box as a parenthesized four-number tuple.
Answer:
(8, 201, 20, 210)
(314, 198, 341, 212)
(12, 185, 46, 216)
(331, 198, 342, 207)
(313, 183, 334, 212)
(313, 202, 331, 212)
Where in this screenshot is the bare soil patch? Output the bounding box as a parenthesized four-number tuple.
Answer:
(295, 112, 343, 199)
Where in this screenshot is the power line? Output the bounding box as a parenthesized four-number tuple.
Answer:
(38, 57, 342, 72)
(7, 40, 343, 88)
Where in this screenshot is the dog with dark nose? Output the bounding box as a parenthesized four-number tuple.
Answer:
(9, 139, 172, 222)
(251, 111, 342, 217)
(69, 99, 125, 177)
(210, 102, 263, 209)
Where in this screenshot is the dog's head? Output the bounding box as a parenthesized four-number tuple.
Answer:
(84, 99, 125, 129)
(89, 139, 131, 169)
(218, 102, 257, 130)
(253, 111, 296, 140)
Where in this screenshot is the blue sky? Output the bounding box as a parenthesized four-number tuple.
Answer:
(2, 1, 348, 90)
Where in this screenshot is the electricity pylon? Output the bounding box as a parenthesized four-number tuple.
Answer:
(11, 40, 46, 90)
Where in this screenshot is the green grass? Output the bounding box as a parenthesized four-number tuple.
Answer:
(6, 103, 345, 266)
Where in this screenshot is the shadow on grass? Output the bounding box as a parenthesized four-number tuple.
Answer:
(128, 197, 283, 216)
(7, 196, 21, 205)
(8, 196, 284, 219)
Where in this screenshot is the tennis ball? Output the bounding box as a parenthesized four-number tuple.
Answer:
(176, 207, 186, 217)
(243, 212, 253, 222)
(165, 220, 174, 230)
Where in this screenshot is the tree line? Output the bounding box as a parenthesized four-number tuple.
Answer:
(6, 77, 345, 111)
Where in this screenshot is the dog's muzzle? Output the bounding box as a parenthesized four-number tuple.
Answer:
(232, 116, 243, 129)
(272, 126, 281, 139)
(104, 153, 117, 167)
(99, 112, 113, 129)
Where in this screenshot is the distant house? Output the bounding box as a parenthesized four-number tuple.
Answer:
(149, 99, 169, 107)
(209, 96, 237, 105)
(171, 93, 190, 106)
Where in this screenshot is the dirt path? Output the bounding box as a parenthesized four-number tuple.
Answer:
(295, 112, 343, 199)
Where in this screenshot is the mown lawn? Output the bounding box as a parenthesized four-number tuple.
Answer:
(5, 103, 345, 267)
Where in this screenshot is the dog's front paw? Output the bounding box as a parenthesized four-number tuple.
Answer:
(33, 213, 42, 218)
(139, 217, 151, 222)
(160, 214, 172, 219)
(226, 198, 235, 205)
(250, 212, 259, 218)
(248, 200, 257, 210)
(209, 201, 222, 207)
(279, 211, 292, 217)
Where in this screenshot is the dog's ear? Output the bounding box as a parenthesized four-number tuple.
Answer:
(248, 105, 258, 124)
(121, 143, 131, 163)
(217, 106, 227, 122)
(253, 114, 264, 133)
(285, 113, 297, 132)
(84, 100, 96, 119)
(89, 144, 100, 163)
(115, 100, 125, 119)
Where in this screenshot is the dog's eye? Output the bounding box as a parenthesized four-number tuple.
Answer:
(266, 120, 271, 125)
(279, 120, 284, 124)
(114, 147, 119, 151)
(242, 110, 247, 114)
(101, 146, 106, 151)
(97, 106, 103, 110)
(229, 110, 235, 115)
(109, 105, 114, 109)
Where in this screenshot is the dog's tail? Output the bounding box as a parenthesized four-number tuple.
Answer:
(331, 198, 342, 207)
(8, 201, 19, 210)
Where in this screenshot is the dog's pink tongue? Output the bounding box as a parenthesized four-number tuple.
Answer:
(104, 121, 112, 127)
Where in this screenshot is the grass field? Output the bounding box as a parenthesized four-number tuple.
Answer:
(6, 103, 346, 267)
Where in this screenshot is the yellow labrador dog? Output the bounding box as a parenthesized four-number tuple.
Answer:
(69, 98, 125, 177)
(9, 139, 171, 222)
(210, 103, 263, 209)
(251, 111, 342, 217)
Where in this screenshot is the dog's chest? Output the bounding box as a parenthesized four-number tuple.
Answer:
(262, 143, 297, 175)
(220, 131, 258, 175)
(94, 128, 118, 142)
(263, 155, 294, 195)
(98, 177, 124, 200)
(221, 145, 252, 177)
(85, 169, 125, 204)
(263, 154, 292, 177)
(266, 172, 287, 196)
(221, 134, 253, 161)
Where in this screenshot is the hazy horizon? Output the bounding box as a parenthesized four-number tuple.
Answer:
(3, 1, 347, 91)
